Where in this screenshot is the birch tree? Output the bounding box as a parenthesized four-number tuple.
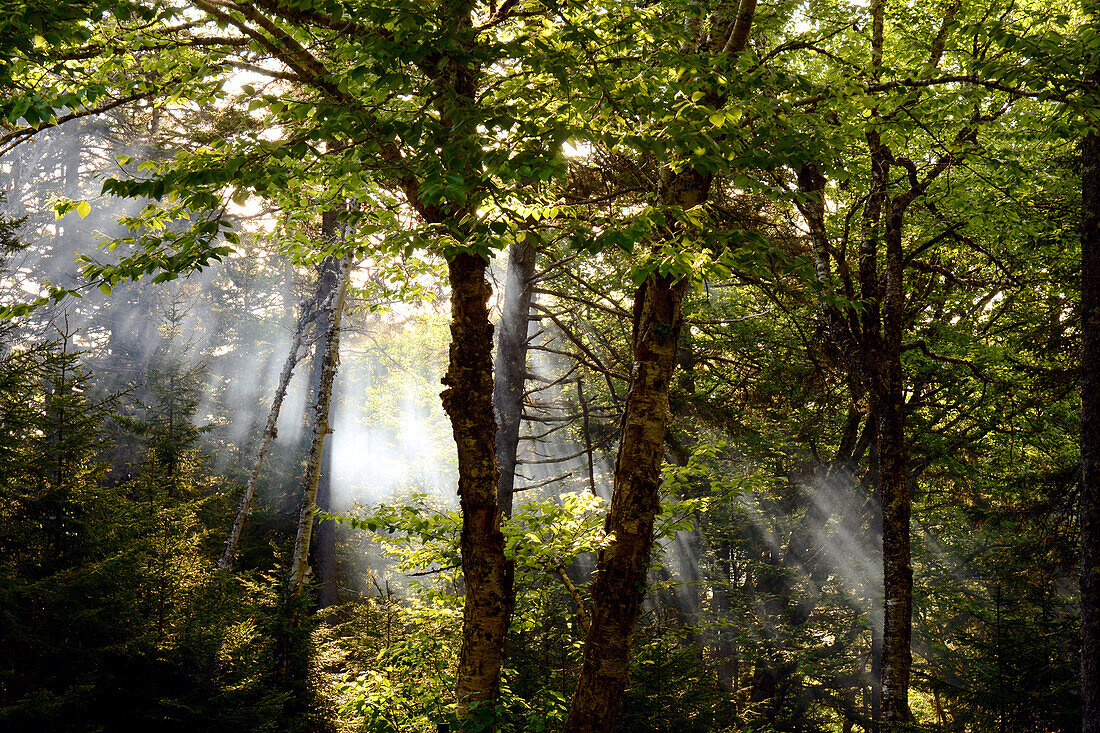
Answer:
(288, 253, 352, 599)
(563, 1, 758, 728)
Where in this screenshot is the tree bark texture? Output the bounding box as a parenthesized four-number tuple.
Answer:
(859, 22, 914, 708)
(877, 214, 912, 724)
(425, 0, 517, 716)
(493, 237, 538, 518)
(442, 252, 515, 717)
(562, 273, 688, 733)
(314, 399, 339, 608)
(1082, 119, 1100, 733)
(287, 254, 351, 600)
(309, 248, 343, 610)
(859, 137, 914, 723)
(186, 0, 513, 714)
(793, 0, 960, 721)
(562, 4, 755, 727)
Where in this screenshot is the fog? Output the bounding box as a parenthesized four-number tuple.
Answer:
(1, 114, 924, 653)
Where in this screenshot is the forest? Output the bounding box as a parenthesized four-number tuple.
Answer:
(0, 0, 1097, 731)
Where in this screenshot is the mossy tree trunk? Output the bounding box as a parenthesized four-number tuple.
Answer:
(562, 272, 689, 733)
(562, 2, 756, 728)
(442, 252, 514, 718)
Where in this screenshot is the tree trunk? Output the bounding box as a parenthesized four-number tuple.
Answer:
(878, 213, 912, 724)
(577, 377, 598, 497)
(314, 390, 339, 608)
(218, 290, 315, 570)
(713, 541, 740, 696)
(287, 254, 352, 600)
(442, 252, 515, 718)
(493, 237, 537, 518)
(561, 3, 756, 723)
(309, 245, 344, 609)
(866, 550, 884, 726)
(562, 273, 688, 733)
(1081, 111, 1100, 733)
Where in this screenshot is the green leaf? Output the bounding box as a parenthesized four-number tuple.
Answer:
(77, 201, 91, 219)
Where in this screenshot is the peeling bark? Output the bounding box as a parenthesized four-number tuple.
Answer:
(443, 252, 515, 718)
(562, 3, 756, 727)
(419, 0, 518, 715)
(562, 273, 689, 733)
